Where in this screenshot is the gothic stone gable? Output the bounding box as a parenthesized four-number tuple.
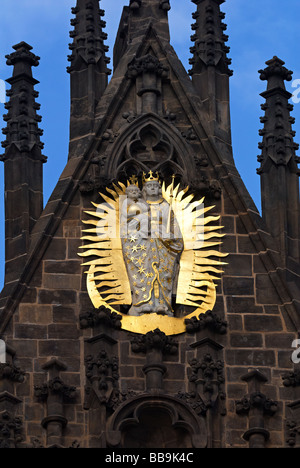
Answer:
(0, 24, 298, 449)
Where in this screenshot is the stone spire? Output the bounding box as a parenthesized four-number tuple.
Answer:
(189, 0, 232, 77)
(1, 42, 46, 282)
(113, 0, 171, 71)
(68, 0, 111, 157)
(1, 42, 45, 161)
(68, 0, 111, 78)
(258, 56, 300, 265)
(189, 0, 233, 149)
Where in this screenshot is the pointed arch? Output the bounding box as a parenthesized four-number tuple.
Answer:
(106, 395, 207, 448)
(107, 113, 196, 183)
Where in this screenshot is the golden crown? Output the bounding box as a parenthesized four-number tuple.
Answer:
(127, 175, 139, 186)
(142, 171, 160, 184)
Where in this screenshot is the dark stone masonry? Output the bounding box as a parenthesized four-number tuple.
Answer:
(0, 0, 299, 448)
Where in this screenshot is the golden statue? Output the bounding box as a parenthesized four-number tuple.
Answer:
(120, 173, 183, 317)
(79, 173, 227, 335)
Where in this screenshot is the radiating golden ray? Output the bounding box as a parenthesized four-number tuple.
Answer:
(92, 194, 117, 208)
(203, 216, 222, 225)
(161, 184, 228, 312)
(202, 232, 225, 240)
(95, 281, 121, 288)
(105, 187, 120, 201)
(80, 235, 108, 242)
(204, 225, 224, 232)
(191, 265, 224, 274)
(79, 182, 131, 306)
(112, 183, 124, 196)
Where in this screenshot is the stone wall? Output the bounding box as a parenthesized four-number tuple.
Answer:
(0, 181, 297, 448)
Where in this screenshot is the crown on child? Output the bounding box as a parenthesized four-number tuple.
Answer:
(127, 175, 139, 186)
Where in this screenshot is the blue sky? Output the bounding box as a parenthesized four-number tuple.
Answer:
(0, 0, 299, 287)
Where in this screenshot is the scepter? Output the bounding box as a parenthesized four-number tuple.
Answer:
(166, 174, 175, 235)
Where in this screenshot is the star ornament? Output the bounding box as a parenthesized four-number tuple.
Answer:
(136, 258, 144, 266)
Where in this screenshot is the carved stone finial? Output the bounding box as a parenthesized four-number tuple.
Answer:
(186, 352, 226, 417)
(283, 369, 300, 388)
(79, 306, 122, 330)
(35, 358, 75, 401)
(286, 419, 300, 447)
(0, 411, 23, 449)
(189, 0, 232, 77)
(185, 310, 227, 335)
(35, 359, 76, 448)
(68, 0, 111, 150)
(236, 369, 278, 448)
(189, 354, 225, 408)
(259, 56, 293, 84)
(5, 41, 39, 68)
(258, 56, 299, 174)
(126, 54, 169, 113)
(127, 54, 169, 80)
(1, 41, 46, 271)
(34, 378, 76, 402)
(0, 363, 25, 384)
(131, 330, 178, 393)
(1, 42, 46, 161)
(131, 328, 178, 355)
(68, 0, 111, 76)
(236, 392, 278, 417)
(84, 350, 120, 411)
(257, 56, 299, 265)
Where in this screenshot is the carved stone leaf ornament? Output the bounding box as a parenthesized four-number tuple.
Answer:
(79, 175, 227, 335)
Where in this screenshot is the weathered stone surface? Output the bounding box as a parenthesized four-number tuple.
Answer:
(230, 334, 263, 348)
(223, 277, 254, 296)
(38, 340, 80, 357)
(226, 297, 263, 314)
(223, 255, 253, 277)
(19, 305, 53, 324)
(53, 306, 76, 324)
(38, 290, 77, 305)
(244, 315, 283, 332)
(15, 324, 47, 340)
